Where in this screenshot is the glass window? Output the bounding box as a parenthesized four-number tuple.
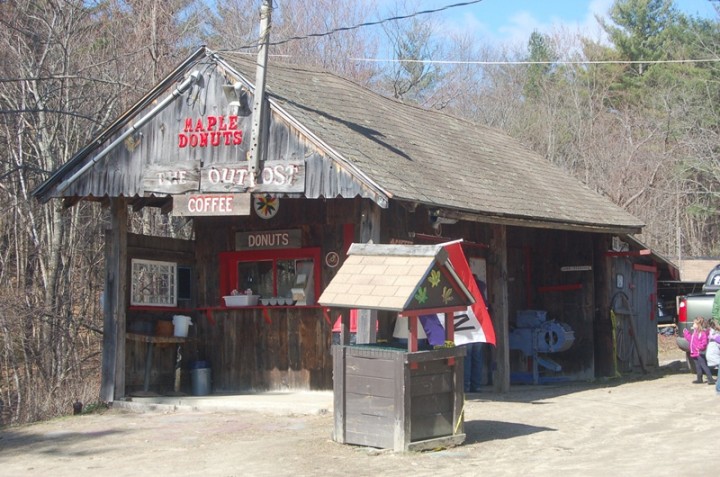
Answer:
(238, 260, 273, 297)
(131, 259, 177, 307)
(277, 259, 296, 298)
(220, 248, 321, 305)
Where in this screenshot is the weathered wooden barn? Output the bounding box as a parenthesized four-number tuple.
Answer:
(33, 46, 668, 401)
(606, 235, 678, 375)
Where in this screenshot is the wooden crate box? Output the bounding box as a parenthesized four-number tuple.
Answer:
(332, 344, 466, 452)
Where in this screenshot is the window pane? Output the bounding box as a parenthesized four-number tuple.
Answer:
(131, 259, 177, 307)
(238, 260, 273, 297)
(294, 259, 315, 305)
(277, 259, 296, 298)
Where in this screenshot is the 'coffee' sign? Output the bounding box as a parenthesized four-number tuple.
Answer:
(173, 193, 251, 216)
(235, 229, 302, 250)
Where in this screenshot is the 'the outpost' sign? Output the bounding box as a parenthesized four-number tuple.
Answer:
(143, 160, 305, 194)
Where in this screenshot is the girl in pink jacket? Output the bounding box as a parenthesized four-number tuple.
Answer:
(683, 317, 716, 384)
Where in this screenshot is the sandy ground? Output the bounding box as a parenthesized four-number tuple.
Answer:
(2, 335, 717, 477)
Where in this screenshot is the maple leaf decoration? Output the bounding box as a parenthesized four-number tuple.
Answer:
(428, 270, 441, 287)
(414, 287, 428, 304)
(441, 287, 454, 304)
(255, 194, 278, 217)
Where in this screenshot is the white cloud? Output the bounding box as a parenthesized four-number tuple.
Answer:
(498, 10, 545, 47)
(443, 1, 614, 49)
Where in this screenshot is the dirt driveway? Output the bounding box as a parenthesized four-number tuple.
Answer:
(2, 354, 717, 476)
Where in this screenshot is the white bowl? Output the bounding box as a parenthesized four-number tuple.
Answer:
(223, 295, 260, 307)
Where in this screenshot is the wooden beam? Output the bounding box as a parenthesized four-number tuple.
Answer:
(356, 200, 380, 344)
(61, 196, 81, 209)
(436, 209, 642, 235)
(412, 233, 489, 249)
(604, 250, 651, 257)
(537, 283, 583, 293)
(332, 345, 346, 444)
(633, 264, 657, 273)
(340, 309, 351, 345)
(489, 224, 509, 392)
(594, 234, 613, 377)
(101, 198, 128, 402)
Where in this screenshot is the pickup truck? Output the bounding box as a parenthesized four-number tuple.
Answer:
(676, 263, 720, 368)
(676, 263, 720, 333)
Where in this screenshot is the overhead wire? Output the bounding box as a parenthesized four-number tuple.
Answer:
(348, 57, 720, 65)
(217, 0, 485, 52)
(216, 0, 719, 67)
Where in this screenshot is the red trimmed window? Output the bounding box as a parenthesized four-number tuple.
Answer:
(219, 248, 321, 305)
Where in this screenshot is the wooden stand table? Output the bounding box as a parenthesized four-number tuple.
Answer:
(126, 333, 188, 393)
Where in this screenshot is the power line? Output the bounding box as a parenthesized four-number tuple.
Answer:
(218, 0, 485, 52)
(349, 57, 720, 66)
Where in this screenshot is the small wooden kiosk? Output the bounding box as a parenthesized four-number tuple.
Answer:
(320, 243, 474, 452)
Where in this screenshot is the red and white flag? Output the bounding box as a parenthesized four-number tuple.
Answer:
(443, 242, 496, 346)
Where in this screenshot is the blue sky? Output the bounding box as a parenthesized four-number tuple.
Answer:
(390, 0, 719, 47)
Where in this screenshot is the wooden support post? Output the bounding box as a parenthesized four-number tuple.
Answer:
(594, 234, 613, 377)
(332, 344, 346, 444)
(340, 309, 351, 345)
(445, 312, 455, 365)
(445, 311, 454, 342)
(489, 224, 509, 392)
(142, 342, 153, 392)
(174, 345, 183, 393)
(101, 198, 128, 402)
(408, 315, 419, 353)
(357, 200, 380, 344)
(394, 347, 413, 452)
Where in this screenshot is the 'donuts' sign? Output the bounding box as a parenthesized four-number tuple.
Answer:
(235, 229, 302, 250)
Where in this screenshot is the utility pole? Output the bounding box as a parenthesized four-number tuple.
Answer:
(249, 0, 272, 183)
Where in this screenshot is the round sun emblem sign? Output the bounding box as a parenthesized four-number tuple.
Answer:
(325, 251, 340, 268)
(253, 193, 279, 219)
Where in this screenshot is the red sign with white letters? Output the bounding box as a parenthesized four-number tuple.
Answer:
(173, 193, 251, 216)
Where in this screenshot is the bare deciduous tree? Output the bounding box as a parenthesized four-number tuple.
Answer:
(0, 0, 200, 425)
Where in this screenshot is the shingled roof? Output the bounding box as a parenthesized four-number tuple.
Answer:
(222, 53, 643, 234)
(34, 47, 643, 234)
(319, 243, 474, 312)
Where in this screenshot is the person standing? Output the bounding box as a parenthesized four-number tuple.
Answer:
(713, 289, 720, 323)
(707, 319, 720, 395)
(464, 341, 485, 393)
(683, 317, 715, 385)
(464, 275, 489, 393)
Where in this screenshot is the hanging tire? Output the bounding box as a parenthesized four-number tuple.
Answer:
(676, 337, 696, 374)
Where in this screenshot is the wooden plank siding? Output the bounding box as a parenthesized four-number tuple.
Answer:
(118, 197, 639, 394)
(343, 350, 398, 449)
(58, 62, 379, 204)
(334, 345, 466, 451)
(123, 232, 196, 393)
(195, 308, 332, 391)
